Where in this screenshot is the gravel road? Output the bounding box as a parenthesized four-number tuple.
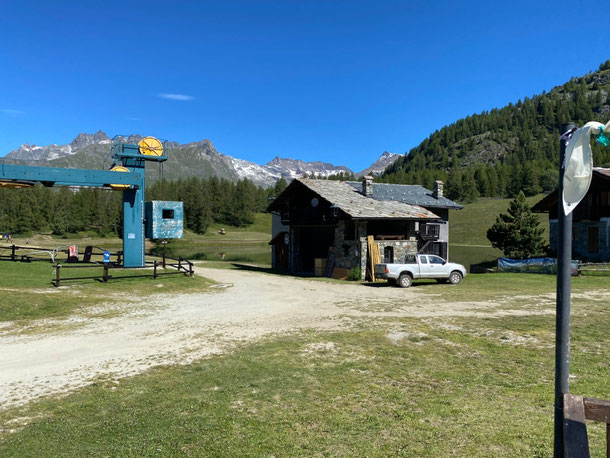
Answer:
(0, 266, 544, 409)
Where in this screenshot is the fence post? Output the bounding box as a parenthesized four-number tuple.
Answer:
(103, 263, 109, 282)
(189, 261, 193, 277)
(55, 264, 61, 287)
(153, 260, 157, 279)
(178, 257, 182, 271)
(11, 245, 15, 261)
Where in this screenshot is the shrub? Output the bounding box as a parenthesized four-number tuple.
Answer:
(347, 266, 361, 281)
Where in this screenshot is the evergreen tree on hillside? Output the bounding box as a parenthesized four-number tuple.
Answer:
(381, 61, 610, 201)
(273, 178, 287, 196)
(486, 191, 546, 259)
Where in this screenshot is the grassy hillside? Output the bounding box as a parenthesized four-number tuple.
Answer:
(450, 195, 548, 246)
(448, 194, 549, 269)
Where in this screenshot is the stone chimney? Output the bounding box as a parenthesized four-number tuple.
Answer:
(362, 175, 374, 197)
(433, 180, 444, 199)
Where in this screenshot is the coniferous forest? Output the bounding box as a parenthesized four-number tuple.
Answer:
(379, 61, 610, 202)
(0, 177, 277, 236)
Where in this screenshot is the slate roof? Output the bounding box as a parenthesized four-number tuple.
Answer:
(286, 179, 440, 220)
(346, 182, 463, 209)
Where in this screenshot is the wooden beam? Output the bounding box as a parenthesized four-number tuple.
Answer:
(583, 397, 610, 423)
(564, 394, 591, 458)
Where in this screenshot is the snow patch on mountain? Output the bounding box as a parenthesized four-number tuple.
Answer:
(231, 157, 280, 187)
(356, 151, 401, 177)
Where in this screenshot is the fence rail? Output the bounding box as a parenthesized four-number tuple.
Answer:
(578, 263, 610, 275)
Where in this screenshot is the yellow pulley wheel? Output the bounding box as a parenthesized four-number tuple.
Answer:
(0, 180, 34, 189)
(138, 136, 163, 156)
(109, 166, 130, 190)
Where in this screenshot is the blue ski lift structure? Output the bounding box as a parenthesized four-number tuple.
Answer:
(0, 136, 177, 268)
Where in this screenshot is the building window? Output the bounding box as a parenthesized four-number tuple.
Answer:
(162, 209, 174, 219)
(383, 246, 394, 263)
(573, 226, 578, 241)
(424, 224, 440, 237)
(344, 221, 356, 241)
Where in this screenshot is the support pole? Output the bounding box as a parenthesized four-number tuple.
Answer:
(555, 122, 575, 457)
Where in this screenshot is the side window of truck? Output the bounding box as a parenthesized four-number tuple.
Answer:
(419, 256, 428, 264)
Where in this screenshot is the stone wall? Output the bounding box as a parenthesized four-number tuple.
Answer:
(550, 218, 610, 261)
(332, 220, 362, 271)
(358, 235, 418, 280)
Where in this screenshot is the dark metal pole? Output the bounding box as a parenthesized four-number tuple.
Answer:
(554, 122, 575, 457)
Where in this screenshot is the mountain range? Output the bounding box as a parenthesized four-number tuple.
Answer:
(2, 132, 400, 188)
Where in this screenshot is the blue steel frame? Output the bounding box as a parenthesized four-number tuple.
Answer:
(0, 141, 168, 268)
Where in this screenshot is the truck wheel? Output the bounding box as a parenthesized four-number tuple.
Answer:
(449, 271, 463, 285)
(398, 274, 412, 288)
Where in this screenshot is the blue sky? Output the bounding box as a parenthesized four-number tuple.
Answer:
(1, 0, 609, 172)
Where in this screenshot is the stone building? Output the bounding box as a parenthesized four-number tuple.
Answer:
(533, 167, 610, 261)
(267, 176, 462, 279)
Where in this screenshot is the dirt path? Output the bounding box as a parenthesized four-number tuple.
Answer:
(0, 266, 546, 409)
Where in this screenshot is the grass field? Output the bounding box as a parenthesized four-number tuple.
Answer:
(1, 272, 609, 456)
(0, 261, 212, 323)
(448, 195, 548, 269)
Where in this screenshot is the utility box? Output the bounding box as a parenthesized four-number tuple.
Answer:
(145, 201, 184, 239)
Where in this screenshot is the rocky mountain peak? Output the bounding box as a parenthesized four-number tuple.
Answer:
(355, 151, 401, 177)
(70, 131, 110, 151)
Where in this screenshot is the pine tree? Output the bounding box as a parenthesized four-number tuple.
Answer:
(487, 191, 546, 259)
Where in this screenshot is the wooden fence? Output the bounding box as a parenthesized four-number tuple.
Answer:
(564, 394, 610, 457)
(53, 256, 193, 287)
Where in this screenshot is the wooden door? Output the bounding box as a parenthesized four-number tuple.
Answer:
(588, 226, 599, 254)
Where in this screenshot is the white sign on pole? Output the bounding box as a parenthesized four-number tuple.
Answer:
(562, 120, 609, 215)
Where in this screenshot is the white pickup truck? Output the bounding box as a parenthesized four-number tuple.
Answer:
(374, 254, 467, 288)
